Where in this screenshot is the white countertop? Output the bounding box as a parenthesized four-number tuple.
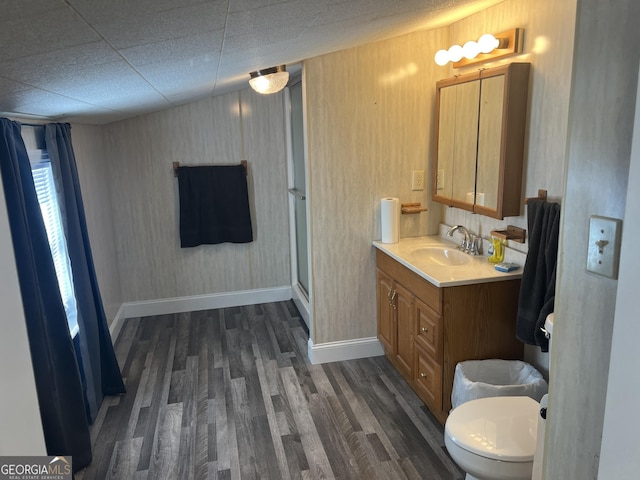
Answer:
(373, 236, 524, 287)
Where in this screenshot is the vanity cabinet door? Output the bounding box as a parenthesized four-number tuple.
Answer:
(377, 271, 415, 379)
(376, 269, 395, 354)
(394, 283, 415, 379)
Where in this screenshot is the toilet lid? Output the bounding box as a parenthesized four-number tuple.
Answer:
(445, 396, 539, 462)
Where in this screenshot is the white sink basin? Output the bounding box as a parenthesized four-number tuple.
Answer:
(408, 246, 471, 267)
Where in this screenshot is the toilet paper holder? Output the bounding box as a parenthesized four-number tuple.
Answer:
(401, 202, 428, 214)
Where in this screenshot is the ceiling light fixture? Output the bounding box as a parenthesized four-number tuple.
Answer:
(434, 28, 524, 68)
(248, 65, 289, 94)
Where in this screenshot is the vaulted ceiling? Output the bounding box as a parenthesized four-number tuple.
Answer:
(0, 0, 499, 125)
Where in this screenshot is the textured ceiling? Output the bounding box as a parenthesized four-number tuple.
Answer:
(0, 0, 499, 125)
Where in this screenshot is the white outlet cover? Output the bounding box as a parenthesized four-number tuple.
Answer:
(412, 170, 425, 191)
(587, 215, 622, 279)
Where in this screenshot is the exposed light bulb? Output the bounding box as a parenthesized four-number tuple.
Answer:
(447, 45, 464, 63)
(462, 41, 480, 59)
(478, 33, 500, 54)
(434, 49, 449, 66)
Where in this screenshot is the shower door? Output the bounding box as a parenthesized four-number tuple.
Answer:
(288, 81, 309, 297)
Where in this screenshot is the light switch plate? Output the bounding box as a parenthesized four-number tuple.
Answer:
(587, 215, 622, 279)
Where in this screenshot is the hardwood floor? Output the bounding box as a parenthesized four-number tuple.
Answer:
(77, 301, 463, 480)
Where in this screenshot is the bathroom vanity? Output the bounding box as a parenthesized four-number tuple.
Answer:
(374, 236, 524, 424)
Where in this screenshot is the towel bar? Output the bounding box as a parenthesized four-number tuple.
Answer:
(525, 189, 547, 204)
(173, 160, 247, 177)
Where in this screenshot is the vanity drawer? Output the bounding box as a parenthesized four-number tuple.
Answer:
(415, 298, 442, 360)
(414, 343, 443, 412)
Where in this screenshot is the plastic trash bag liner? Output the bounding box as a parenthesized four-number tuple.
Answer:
(451, 359, 548, 410)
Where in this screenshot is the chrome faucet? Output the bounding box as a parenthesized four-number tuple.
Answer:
(447, 225, 481, 255)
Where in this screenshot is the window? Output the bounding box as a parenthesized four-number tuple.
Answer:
(28, 147, 79, 337)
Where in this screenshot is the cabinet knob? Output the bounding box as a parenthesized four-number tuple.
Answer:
(420, 373, 427, 379)
(421, 327, 428, 333)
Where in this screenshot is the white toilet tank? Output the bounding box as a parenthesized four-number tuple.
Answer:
(532, 313, 554, 480)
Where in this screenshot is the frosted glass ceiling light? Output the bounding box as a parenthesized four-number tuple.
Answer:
(249, 65, 289, 94)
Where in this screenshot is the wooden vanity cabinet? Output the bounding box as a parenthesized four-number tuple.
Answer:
(376, 249, 523, 424)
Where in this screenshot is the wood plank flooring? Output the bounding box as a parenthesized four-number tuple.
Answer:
(77, 301, 463, 480)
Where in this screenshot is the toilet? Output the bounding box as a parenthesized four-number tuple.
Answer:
(444, 315, 553, 480)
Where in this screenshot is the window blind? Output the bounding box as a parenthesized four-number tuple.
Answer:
(29, 149, 79, 337)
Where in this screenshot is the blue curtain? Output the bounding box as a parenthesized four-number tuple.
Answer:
(0, 118, 92, 471)
(45, 123, 125, 423)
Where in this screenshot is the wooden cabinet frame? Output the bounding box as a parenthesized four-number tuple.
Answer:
(433, 62, 530, 219)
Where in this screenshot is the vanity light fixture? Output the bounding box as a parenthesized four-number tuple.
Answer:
(248, 65, 289, 94)
(434, 28, 524, 68)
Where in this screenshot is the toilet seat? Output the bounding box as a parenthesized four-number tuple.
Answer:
(445, 396, 539, 462)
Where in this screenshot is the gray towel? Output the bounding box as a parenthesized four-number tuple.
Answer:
(516, 199, 561, 351)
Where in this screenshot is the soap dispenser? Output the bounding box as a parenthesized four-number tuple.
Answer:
(487, 236, 505, 263)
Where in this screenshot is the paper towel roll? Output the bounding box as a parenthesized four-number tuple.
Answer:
(381, 197, 400, 244)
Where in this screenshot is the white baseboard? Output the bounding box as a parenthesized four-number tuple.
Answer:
(109, 303, 127, 341)
(307, 337, 384, 365)
(109, 286, 292, 342)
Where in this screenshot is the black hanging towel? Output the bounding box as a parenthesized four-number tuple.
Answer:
(178, 164, 253, 247)
(516, 198, 561, 351)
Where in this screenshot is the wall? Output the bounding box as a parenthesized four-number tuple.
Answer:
(303, 0, 576, 356)
(101, 89, 291, 303)
(0, 176, 46, 455)
(598, 63, 640, 480)
(304, 27, 446, 344)
(444, 0, 577, 374)
(71, 125, 123, 322)
(547, 0, 640, 477)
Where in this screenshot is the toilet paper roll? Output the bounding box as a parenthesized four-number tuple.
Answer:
(381, 197, 400, 244)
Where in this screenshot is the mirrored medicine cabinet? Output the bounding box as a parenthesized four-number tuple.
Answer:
(433, 62, 530, 219)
